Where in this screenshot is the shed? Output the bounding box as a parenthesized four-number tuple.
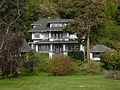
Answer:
(90, 45, 114, 61)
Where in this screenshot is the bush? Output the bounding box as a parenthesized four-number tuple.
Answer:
(68, 51, 84, 61)
(21, 51, 49, 75)
(79, 61, 102, 75)
(105, 70, 120, 80)
(35, 58, 49, 73)
(47, 55, 76, 76)
(100, 51, 120, 70)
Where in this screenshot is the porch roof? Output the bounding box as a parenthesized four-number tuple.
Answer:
(28, 27, 64, 33)
(29, 40, 79, 44)
(90, 45, 115, 53)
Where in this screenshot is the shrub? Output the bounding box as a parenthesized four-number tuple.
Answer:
(79, 61, 102, 75)
(68, 51, 84, 61)
(21, 51, 49, 74)
(47, 55, 76, 76)
(35, 58, 49, 73)
(21, 51, 40, 74)
(100, 51, 120, 70)
(105, 70, 120, 80)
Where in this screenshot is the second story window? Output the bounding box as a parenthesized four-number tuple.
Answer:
(34, 33, 40, 38)
(51, 32, 63, 39)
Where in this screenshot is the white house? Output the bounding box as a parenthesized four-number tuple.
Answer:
(90, 45, 115, 61)
(28, 18, 85, 58)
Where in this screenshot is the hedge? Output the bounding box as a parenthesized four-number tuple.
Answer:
(68, 51, 84, 61)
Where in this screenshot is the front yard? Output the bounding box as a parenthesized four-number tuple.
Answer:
(0, 74, 120, 90)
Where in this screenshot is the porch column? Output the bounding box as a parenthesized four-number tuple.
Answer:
(90, 53, 93, 60)
(50, 44, 53, 52)
(49, 44, 53, 58)
(80, 44, 85, 52)
(35, 44, 39, 52)
(31, 44, 34, 50)
(63, 44, 67, 56)
(49, 32, 51, 38)
(67, 33, 69, 37)
(80, 44, 83, 51)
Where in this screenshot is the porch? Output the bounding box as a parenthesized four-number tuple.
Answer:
(30, 43, 84, 58)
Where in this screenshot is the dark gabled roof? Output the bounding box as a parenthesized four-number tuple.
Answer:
(48, 18, 73, 23)
(19, 40, 31, 53)
(31, 19, 50, 25)
(29, 18, 73, 33)
(90, 45, 115, 52)
(31, 18, 73, 25)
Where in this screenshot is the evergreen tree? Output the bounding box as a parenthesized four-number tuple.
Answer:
(65, 0, 106, 61)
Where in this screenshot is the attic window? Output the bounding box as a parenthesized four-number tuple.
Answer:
(50, 23, 65, 28)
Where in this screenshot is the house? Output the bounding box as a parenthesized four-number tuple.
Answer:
(28, 18, 85, 58)
(90, 45, 115, 61)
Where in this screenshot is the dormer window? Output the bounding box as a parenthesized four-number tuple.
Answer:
(50, 23, 67, 28)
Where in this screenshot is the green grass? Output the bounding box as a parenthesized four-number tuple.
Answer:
(0, 74, 120, 90)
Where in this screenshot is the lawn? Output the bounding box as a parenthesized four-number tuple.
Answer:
(0, 74, 120, 90)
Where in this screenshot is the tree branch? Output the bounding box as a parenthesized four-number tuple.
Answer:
(0, 4, 21, 51)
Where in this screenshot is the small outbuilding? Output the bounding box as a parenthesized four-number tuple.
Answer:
(90, 45, 115, 61)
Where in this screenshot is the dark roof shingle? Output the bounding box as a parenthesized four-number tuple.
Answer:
(90, 45, 115, 52)
(29, 18, 73, 32)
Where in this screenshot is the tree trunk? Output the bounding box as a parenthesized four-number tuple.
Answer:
(86, 27, 90, 62)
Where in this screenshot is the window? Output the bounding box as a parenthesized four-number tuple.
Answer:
(51, 32, 63, 39)
(34, 33, 40, 38)
(39, 45, 50, 51)
(93, 52, 100, 58)
(43, 33, 49, 39)
(68, 44, 79, 51)
(50, 23, 65, 28)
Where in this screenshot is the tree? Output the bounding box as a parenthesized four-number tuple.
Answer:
(115, 6, 120, 25)
(100, 51, 120, 70)
(0, 33, 23, 79)
(56, 0, 75, 19)
(65, 0, 106, 61)
(0, 0, 27, 32)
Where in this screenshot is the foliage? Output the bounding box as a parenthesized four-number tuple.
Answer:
(100, 51, 120, 70)
(68, 51, 84, 61)
(0, 33, 23, 79)
(64, 0, 106, 61)
(34, 53, 49, 73)
(65, 0, 106, 37)
(47, 55, 76, 76)
(21, 52, 49, 74)
(0, 0, 27, 32)
(79, 61, 102, 75)
(56, 0, 75, 19)
(105, 70, 120, 80)
(21, 51, 40, 74)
